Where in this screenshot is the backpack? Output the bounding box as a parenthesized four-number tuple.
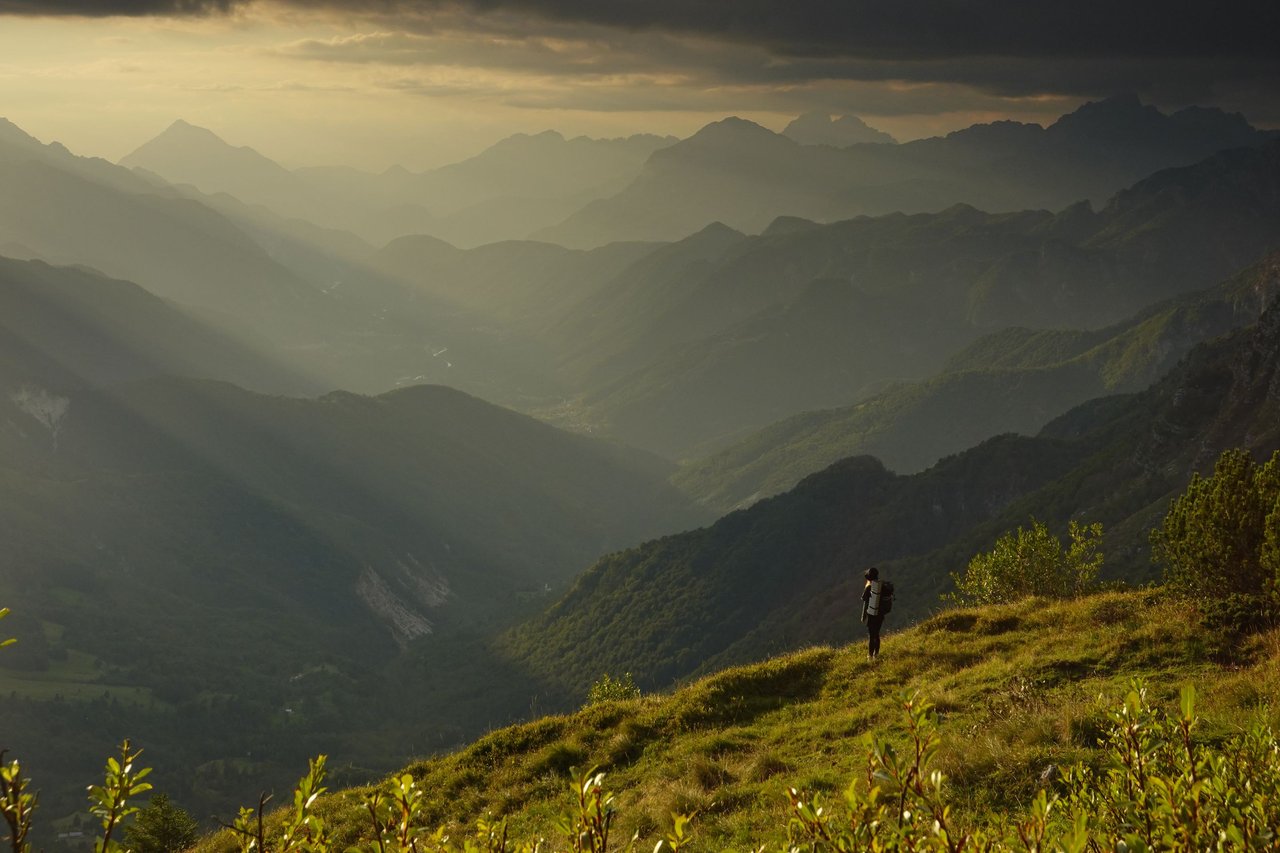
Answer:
(879, 581, 895, 615)
(867, 579, 895, 617)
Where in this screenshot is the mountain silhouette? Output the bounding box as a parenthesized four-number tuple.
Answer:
(783, 112, 897, 146)
(123, 120, 675, 247)
(536, 96, 1277, 248)
(548, 142, 1280, 457)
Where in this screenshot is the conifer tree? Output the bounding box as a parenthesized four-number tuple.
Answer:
(1153, 448, 1280, 599)
(123, 794, 199, 853)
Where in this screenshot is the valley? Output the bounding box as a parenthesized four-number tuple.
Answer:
(1, 63, 1278, 852)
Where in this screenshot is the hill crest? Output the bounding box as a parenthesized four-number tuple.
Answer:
(192, 588, 1280, 852)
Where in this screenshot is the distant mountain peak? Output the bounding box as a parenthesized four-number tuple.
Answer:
(157, 118, 225, 143)
(121, 119, 291, 183)
(783, 112, 897, 146)
(1048, 94, 1269, 151)
(0, 116, 45, 149)
(510, 129, 566, 143)
(663, 220, 747, 254)
(483, 129, 568, 154)
(658, 117, 798, 163)
(691, 220, 745, 239)
(1167, 105, 1263, 143)
(1048, 94, 1167, 139)
(689, 116, 782, 142)
(762, 215, 821, 237)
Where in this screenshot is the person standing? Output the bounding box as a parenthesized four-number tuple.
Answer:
(861, 567, 887, 661)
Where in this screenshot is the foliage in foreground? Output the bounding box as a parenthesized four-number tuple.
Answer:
(2, 740, 153, 853)
(221, 684, 1277, 852)
(789, 685, 1277, 851)
(8, 676, 1277, 853)
(0, 607, 13, 649)
(950, 518, 1103, 605)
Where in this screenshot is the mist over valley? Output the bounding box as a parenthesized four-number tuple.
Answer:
(2, 4, 1280, 846)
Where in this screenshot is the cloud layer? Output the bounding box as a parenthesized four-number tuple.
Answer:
(4, 0, 1278, 129)
(9, 0, 1279, 59)
(0, 0, 241, 13)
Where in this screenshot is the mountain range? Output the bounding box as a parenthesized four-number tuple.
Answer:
(122, 122, 676, 248)
(783, 111, 898, 146)
(0, 116, 581, 408)
(674, 253, 1280, 511)
(117, 96, 1269, 258)
(123, 123, 1280, 467)
(4, 97, 1280, 847)
(535, 95, 1276, 247)
(536, 141, 1280, 457)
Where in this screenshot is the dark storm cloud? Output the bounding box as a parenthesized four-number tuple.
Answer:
(0, 0, 241, 13)
(9, 0, 1278, 62)
(6, 0, 1278, 123)
(272, 0, 1280, 61)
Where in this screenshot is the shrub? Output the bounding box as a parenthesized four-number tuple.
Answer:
(585, 673, 641, 707)
(951, 518, 1103, 605)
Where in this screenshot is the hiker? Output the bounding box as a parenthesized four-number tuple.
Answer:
(861, 567, 893, 661)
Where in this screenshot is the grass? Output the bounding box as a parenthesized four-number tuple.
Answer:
(194, 588, 1280, 852)
(0, 648, 160, 705)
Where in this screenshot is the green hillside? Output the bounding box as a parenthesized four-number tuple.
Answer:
(189, 588, 1280, 851)
(674, 252, 1280, 512)
(0, 338, 707, 843)
(503, 292, 1280, 701)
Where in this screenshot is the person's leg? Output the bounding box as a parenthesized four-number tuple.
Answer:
(867, 616, 882, 658)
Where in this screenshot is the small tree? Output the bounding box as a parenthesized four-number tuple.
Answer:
(951, 518, 1103, 605)
(1152, 448, 1280, 600)
(125, 794, 200, 853)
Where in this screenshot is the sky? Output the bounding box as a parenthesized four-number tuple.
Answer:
(0, 0, 1276, 171)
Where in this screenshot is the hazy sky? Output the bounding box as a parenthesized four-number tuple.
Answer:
(1, 0, 1276, 171)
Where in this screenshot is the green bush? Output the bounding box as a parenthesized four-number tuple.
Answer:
(951, 518, 1103, 605)
(585, 673, 641, 707)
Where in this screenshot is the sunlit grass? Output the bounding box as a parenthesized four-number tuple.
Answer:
(193, 586, 1280, 852)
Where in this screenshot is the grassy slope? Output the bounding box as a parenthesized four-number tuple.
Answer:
(196, 588, 1280, 852)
